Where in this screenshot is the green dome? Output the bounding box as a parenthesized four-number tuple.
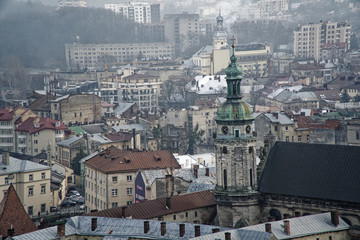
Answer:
(215, 100, 254, 123)
(225, 55, 242, 80)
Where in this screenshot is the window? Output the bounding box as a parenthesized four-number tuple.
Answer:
(127, 201, 133, 205)
(112, 176, 118, 182)
(41, 204, 46, 213)
(41, 172, 46, 179)
(112, 189, 118, 196)
(5, 178, 9, 184)
(274, 126, 278, 131)
(28, 206, 33, 215)
(298, 135, 302, 142)
(41, 185, 46, 194)
(307, 135, 309, 141)
(285, 126, 289, 131)
(126, 188, 133, 195)
(173, 215, 176, 220)
(34, 140, 38, 144)
(356, 131, 360, 140)
(112, 202, 118, 208)
(127, 175, 132, 181)
(186, 212, 188, 217)
(195, 211, 198, 217)
(285, 136, 289, 142)
(29, 174, 33, 181)
(28, 187, 33, 196)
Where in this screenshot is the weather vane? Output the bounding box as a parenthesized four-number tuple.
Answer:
(231, 36, 236, 49)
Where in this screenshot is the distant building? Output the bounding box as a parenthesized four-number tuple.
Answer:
(57, 0, 86, 8)
(105, 2, 160, 24)
(294, 20, 351, 60)
(255, 0, 289, 18)
(65, 42, 175, 71)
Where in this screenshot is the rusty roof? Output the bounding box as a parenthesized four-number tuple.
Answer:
(86, 190, 216, 219)
(0, 185, 37, 237)
(85, 146, 181, 174)
(123, 73, 159, 80)
(105, 132, 132, 142)
(15, 117, 67, 134)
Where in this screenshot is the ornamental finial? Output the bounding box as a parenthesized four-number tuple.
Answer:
(231, 36, 236, 56)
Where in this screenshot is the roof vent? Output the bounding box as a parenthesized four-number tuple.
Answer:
(124, 157, 131, 163)
(34, 123, 40, 128)
(56, 121, 61, 127)
(154, 155, 161, 161)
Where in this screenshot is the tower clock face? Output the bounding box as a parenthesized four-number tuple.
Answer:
(246, 125, 251, 134)
(222, 126, 229, 134)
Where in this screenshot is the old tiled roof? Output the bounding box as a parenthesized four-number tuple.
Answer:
(86, 190, 216, 219)
(293, 115, 314, 128)
(28, 94, 56, 112)
(259, 142, 360, 203)
(15, 117, 67, 134)
(85, 146, 181, 174)
(105, 132, 132, 142)
(0, 108, 16, 121)
(0, 185, 37, 237)
(123, 73, 158, 80)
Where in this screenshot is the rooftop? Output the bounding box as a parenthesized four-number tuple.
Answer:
(0, 154, 51, 176)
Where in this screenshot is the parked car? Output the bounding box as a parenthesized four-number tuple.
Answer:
(69, 190, 80, 196)
(79, 204, 85, 210)
(78, 197, 85, 204)
(50, 206, 58, 212)
(61, 200, 76, 207)
(69, 195, 81, 202)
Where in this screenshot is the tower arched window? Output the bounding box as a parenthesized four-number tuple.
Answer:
(223, 169, 227, 190)
(222, 146, 227, 154)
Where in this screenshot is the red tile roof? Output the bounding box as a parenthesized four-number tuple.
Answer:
(85, 146, 181, 174)
(15, 117, 67, 134)
(86, 190, 216, 219)
(294, 115, 314, 129)
(0, 185, 37, 237)
(0, 108, 16, 121)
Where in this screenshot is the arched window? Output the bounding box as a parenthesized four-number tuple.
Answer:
(223, 146, 227, 154)
(223, 169, 227, 190)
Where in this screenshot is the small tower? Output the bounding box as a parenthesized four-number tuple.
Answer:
(214, 38, 261, 228)
(213, 11, 228, 50)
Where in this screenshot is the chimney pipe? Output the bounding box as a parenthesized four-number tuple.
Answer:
(205, 167, 209, 176)
(195, 225, 200, 237)
(331, 211, 339, 226)
(166, 197, 171, 209)
(295, 211, 301, 217)
(132, 128, 136, 149)
(122, 206, 127, 218)
(284, 220, 290, 235)
(212, 228, 220, 233)
(144, 221, 149, 234)
(179, 223, 185, 237)
(2, 152, 9, 165)
(283, 213, 290, 219)
(91, 218, 97, 231)
(268, 217, 275, 222)
(57, 223, 65, 237)
(165, 174, 174, 197)
(265, 223, 271, 233)
(161, 222, 166, 236)
(225, 232, 231, 240)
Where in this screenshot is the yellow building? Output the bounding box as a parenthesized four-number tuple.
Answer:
(0, 152, 52, 216)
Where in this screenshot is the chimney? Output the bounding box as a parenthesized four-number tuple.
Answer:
(273, 112, 279, 119)
(7, 228, 15, 237)
(2, 152, 9, 165)
(121, 206, 127, 218)
(91, 218, 97, 231)
(331, 211, 339, 226)
(205, 167, 209, 176)
(193, 165, 199, 178)
(57, 223, 65, 237)
(144, 221, 150, 234)
(161, 222, 166, 236)
(165, 197, 171, 209)
(225, 232, 231, 240)
(265, 223, 271, 233)
(283, 213, 290, 219)
(179, 223, 185, 237)
(268, 217, 275, 222)
(132, 128, 136, 149)
(284, 220, 290, 235)
(195, 225, 200, 237)
(212, 228, 220, 233)
(295, 211, 301, 217)
(165, 174, 174, 197)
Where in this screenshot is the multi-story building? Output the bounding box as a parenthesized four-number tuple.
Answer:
(57, 0, 86, 8)
(50, 94, 102, 126)
(294, 21, 351, 60)
(84, 146, 181, 211)
(105, 2, 160, 24)
(255, 0, 289, 18)
(0, 152, 52, 217)
(164, 13, 200, 56)
(65, 42, 175, 71)
(15, 117, 67, 156)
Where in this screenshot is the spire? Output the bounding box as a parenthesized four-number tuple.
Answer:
(224, 36, 242, 100)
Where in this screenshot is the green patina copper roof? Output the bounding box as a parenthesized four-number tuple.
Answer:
(215, 39, 254, 123)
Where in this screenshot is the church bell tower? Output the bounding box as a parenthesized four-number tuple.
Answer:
(214, 39, 260, 228)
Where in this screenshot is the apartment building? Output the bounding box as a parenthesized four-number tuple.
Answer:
(105, 2, 160, 24)
(65, 42, 175, 71)
(84, 146, 180, 211)
(164, 13, 200, 56)
(0, 152, 52, 217)
(294, 20, 351, 60)
(57, 0, 86, 8)
(255, 0, 289, 18)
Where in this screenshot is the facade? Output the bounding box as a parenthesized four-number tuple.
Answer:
(50, 94, 102, 126)
(255, 0, 289, 18)
(56, 136, 88, 168)
(105, 2, 160, 24)
(0, 152, 52, 217)
(294, 21, 351, 60)
(164, 13, 200, 56)
(65, 42, 175, 71)
(84, 146, 181, 211)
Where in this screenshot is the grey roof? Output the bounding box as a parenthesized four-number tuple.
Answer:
(0, 155, 50, 176)
(114, 102, 136, 116)
(262, 112, 294, 125)
(242, 212, 349, 240)
(90, 133, 112, 144)
(187, 183, 215, 193)
(57, 136, 82, 147)
(190, 229, 271, 240)
(112, 124, 144, 132)
(13, 216, 232, 240)
(259, 142, 360, 203)
(81, 123, 108, 134)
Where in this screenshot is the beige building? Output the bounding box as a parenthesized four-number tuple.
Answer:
(84, 146, 181, 211)
(255, 0, 289, 18)
(65, 42, 175, 71)
(50, 94, 102, 126)
(294, 21, 351, 60)
(0, 152, 52, 217)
